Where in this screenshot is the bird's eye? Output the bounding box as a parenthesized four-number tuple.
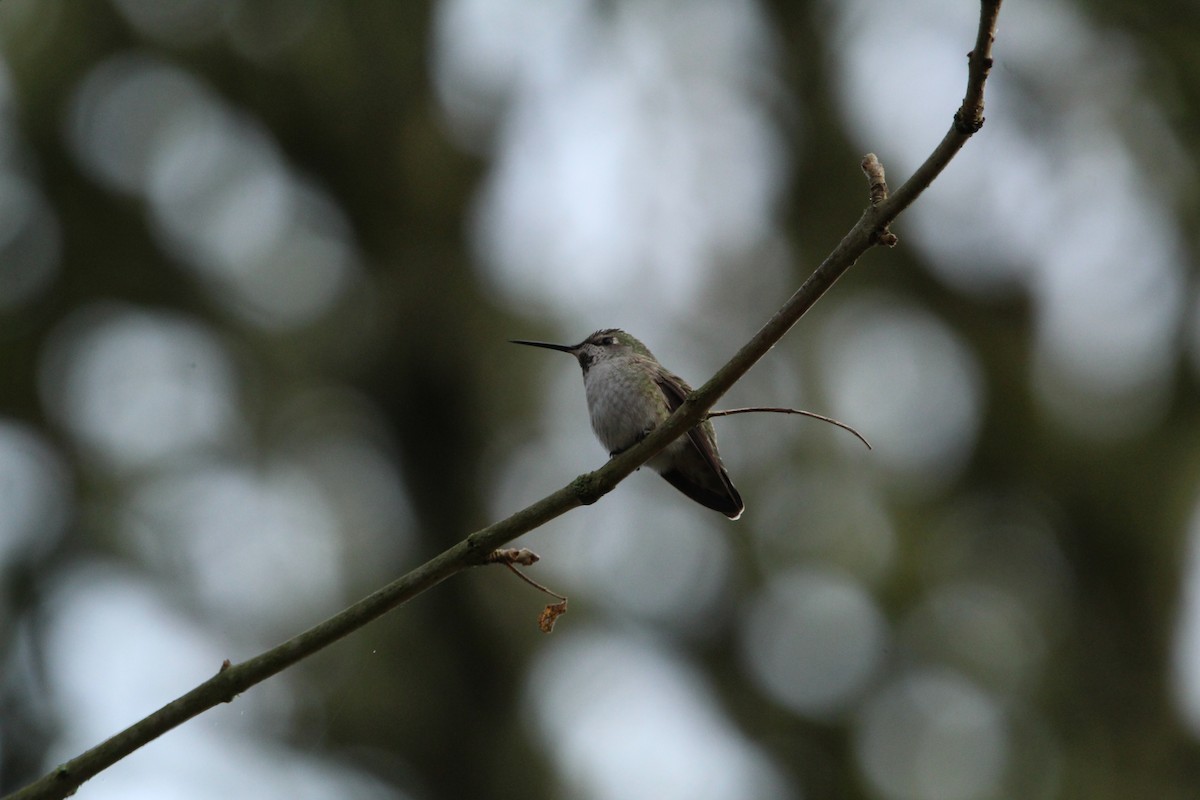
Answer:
(604, 337, 617, 346)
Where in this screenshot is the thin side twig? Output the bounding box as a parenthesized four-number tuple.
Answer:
(501, 564, 567, 603)
(708, 406, 871, 450)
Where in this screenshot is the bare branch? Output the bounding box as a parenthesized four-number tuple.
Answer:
(881, 0, 1000, 221)
(3, 3, 1003, 798)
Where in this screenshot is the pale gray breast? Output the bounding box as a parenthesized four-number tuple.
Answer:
(582, 359, 665, 454)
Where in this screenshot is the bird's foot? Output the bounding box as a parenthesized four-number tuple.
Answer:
(609, 427, 656, 458)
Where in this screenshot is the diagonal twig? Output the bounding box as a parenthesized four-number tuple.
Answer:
(3, 3, 1003, 798)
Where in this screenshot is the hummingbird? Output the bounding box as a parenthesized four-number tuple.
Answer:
(511, 329, 744, 519)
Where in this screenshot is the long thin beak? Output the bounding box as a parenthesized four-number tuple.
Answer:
(509, 339, 576, 354)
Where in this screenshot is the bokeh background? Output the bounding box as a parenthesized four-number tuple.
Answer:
(1, 0, 1199, 798)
